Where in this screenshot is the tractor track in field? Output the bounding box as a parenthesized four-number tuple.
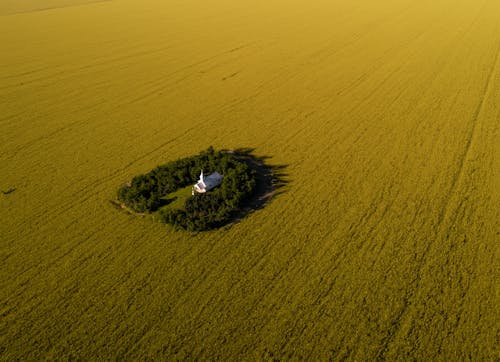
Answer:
(376, 40, 500, 360)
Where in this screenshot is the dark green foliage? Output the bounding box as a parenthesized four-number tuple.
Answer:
(117, 147, 257, 231)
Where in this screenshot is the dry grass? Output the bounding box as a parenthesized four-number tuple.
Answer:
(1, 0, 499, 359)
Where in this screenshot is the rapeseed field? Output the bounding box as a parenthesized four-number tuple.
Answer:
(1, 0, 499, 359)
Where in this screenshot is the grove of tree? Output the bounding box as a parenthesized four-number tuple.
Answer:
(117, 147, 257, 231)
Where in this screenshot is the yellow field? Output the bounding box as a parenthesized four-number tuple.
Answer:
(1, 0, 499, 359)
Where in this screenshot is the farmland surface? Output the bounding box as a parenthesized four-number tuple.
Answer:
(1, 0, 499, 359)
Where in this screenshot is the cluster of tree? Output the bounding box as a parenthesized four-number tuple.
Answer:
(117, 147, 257, 231)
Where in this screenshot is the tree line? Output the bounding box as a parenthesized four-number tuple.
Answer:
(117, 147, 257, 231)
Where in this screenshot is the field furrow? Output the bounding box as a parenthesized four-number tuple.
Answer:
(1, 0, 498, 360)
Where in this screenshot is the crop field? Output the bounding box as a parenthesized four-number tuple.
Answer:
(1, 0, 499, 359)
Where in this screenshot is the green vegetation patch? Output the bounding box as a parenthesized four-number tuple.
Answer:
(117, 147, 260, 231)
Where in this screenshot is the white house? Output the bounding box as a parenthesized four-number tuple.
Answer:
(192, 170, 223, 195)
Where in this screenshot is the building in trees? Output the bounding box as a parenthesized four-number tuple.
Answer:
(192, 170, 223, 195)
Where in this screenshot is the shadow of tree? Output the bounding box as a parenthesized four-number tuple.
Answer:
(222, 147, 290, 223)
(161, 196, 177, 207)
